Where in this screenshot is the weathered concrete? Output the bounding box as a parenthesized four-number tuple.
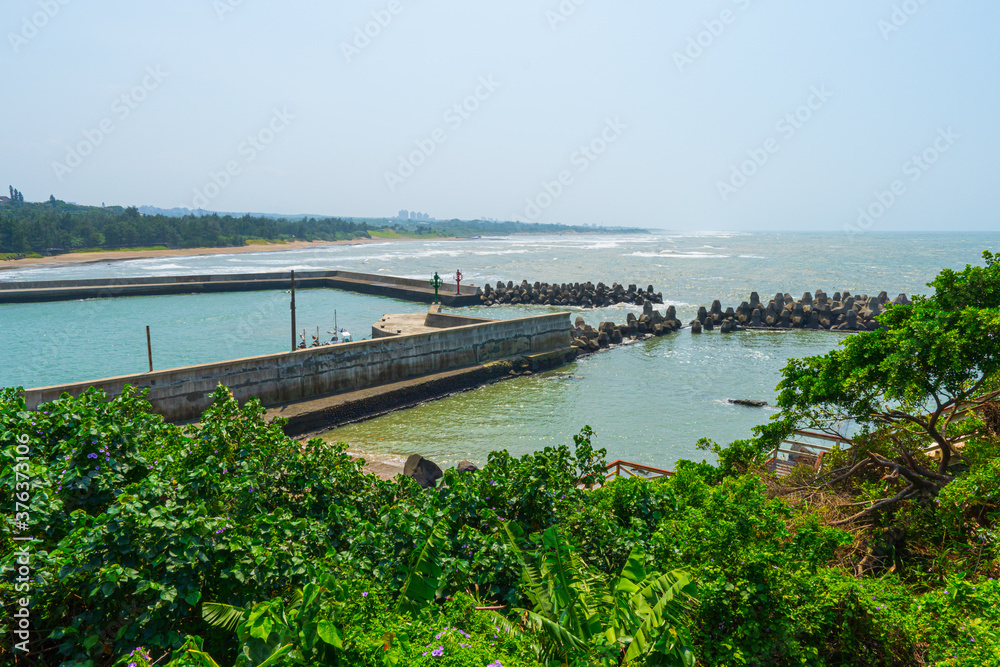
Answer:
(0, 270, 481, 307)
(23, 312, 573, 423)
(373, 306, 495, 338)
(270, 346, 579, 437)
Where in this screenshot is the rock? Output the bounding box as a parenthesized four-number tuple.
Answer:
(598, 332, 610, 348)
(691, 319, 702, 334)
(575, 316, 586, 329)
(643, 300, 654, 316)
(404, 454, 443, 489)
(749, 291, 760, 309)
(727, 399, 768, 407)
(587, 338, 600, 352)
(893, 293, 910, 306)
(458, 460, 479, 473)
(611, 329, 623, 344)
(572, 337, 588, 349)
(703, 317, 714, 331)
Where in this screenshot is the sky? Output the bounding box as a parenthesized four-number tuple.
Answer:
(1, 0, 999, 232)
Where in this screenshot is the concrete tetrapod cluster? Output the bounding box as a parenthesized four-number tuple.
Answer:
(689, 290, 911, 334)
(479, 280, 663, 308)
(570, 300, 683, 352)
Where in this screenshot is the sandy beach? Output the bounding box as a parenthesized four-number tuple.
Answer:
(0, 236, 453, 272)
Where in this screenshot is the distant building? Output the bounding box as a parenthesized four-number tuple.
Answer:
(0, 196, 9, 205)
(398, 209, 409, 220)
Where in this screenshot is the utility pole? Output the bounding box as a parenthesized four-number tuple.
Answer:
(146, 325, 153, 372)
(290, 270, 297, 352)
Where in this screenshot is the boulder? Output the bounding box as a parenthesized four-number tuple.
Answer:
(458, 460, 479, 474)
(691, 319, 702, 334)
(404, 454, 443, 489)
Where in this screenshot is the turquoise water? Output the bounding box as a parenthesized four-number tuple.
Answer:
(2, 232, 996, 468)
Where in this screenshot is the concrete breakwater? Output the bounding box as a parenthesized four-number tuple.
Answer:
(689, 290, 910, 333)
(570, 300, 683, 351)
(479, 280, 663, 308)
(22, 311, 573, 424)
(0, 270, 481, 307)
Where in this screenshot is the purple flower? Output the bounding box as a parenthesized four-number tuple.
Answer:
(432, 647, 443, 657)
(362, 591, 368, 597)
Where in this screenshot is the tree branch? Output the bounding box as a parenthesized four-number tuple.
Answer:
(831, 485, 920, 526)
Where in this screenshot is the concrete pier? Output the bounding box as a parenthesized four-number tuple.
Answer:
(0, 270, 481, 307)
(22, 311, 573, 424)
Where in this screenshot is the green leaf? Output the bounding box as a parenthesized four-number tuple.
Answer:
(317, 620, 343, 649)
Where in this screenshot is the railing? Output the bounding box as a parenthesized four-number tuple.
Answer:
(604, 459, 674, 482)
(765, 389, 1000, 475)
(765, 429, 852, 476)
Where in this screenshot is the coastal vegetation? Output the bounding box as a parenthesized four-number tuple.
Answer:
(0, 197, 646, 256)
(2, 253, 999, 666)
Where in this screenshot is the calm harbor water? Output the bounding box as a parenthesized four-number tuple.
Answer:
(2, 231, 996, 468)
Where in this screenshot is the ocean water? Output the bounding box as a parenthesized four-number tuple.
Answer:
(1, 231, 996, 468)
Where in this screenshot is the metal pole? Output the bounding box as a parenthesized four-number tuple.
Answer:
(290, 270, 296, 352)
(146, 325, 153, 372)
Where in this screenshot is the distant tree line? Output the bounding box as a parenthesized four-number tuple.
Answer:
(0, 198, 370, 254)
(0, 193, 648, 255)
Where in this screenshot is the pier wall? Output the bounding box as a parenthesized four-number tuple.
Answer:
(0, 270, 481, 307)
(22, 312, 572, 423)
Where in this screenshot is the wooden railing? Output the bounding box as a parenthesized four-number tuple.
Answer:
(765, 429, 852, 476)
(765, 389, 1000, 475)
(604, 459, 674, 482)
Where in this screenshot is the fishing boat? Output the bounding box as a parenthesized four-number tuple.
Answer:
(326, 310, 353, 344)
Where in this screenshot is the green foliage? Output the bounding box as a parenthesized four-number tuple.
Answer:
(5, 373, 1000, 666)
(0, 200, 370, 253)
(503, 523, 696, 666)
(775, 250, 1000, 440)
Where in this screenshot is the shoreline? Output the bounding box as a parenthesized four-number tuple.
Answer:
(0, 236, 458, 272)
(0, 230, 651, 273)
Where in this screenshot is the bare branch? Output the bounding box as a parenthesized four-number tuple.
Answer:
(831, 485, 920, 526)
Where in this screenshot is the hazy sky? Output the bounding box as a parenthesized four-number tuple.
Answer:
(2, 1, 998, 231)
